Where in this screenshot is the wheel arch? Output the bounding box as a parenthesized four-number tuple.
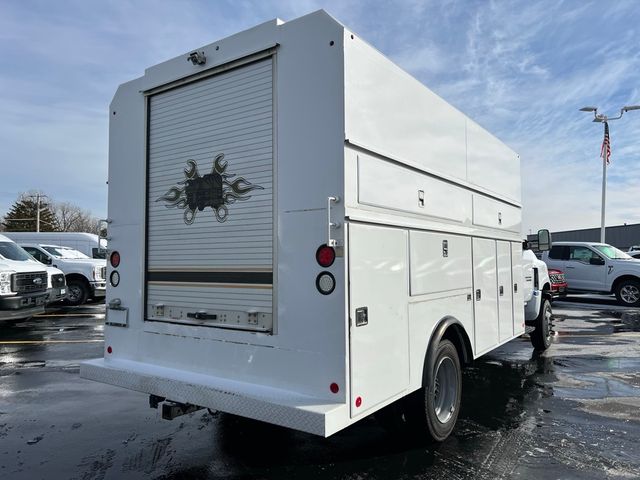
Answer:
(65, 273, 91, 286)
(611, 275, 640, 294)
(421, 316, 473, 388)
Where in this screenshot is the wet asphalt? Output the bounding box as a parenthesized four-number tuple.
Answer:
(1, 297, 640, 479)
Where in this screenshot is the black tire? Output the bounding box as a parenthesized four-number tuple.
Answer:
(423, 339, 462, 442)
(66, 279, 89, 306)
(530, 298, 552, 350)
(614, 279, 640, 307)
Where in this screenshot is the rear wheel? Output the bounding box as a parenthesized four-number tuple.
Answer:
(615, 279, 640, 307)
(423, 340, 462, 442)
(66, 279, 89, 306)
(376, 339, 462, 442)
(530, 298, 552, 350)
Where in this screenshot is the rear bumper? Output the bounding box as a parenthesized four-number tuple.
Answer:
(80, 358, 345, 437)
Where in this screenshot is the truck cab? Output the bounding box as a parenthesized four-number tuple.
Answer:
(521, 231, 553, 349)
(0, 235, 49, 321)
(542, 241, 640, 306)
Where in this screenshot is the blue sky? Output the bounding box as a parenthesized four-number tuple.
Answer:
(1, 0, 639, 234)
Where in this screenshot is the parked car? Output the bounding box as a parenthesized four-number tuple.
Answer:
(548, 269, 567, 299)
(3, 232, 107, 259)
(628, 250, 640, 259)
(628, 245, 640, 252)
(0, 234, 49, 321)
(542, 241, 640, 307)
(16, 243, 106, 306)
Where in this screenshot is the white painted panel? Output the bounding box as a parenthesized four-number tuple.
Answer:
(473, 195, 521, 233)
(358, 154, 472, 224)
(472, 237, 499, 355)
(497, 241, 513, 342)
(511, 242, 525, 336)
(410, 231, 472, 296)
(466, 119, 520, 202)
(349, 223, 409, 417)
(345, 38, 467, 181)
(408, 293, 474, 388)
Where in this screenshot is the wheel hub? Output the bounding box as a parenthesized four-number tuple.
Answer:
(620, 285, 640, 304)
(68, 286, 81, 301)
(433, 356, 458, 424)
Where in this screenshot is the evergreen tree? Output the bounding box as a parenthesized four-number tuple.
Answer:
(2, 193, 60, 232)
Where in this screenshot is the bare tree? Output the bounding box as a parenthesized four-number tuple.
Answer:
(53, 201, 101, 233)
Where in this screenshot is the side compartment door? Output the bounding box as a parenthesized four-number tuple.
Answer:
(349, 223, 409, 418)
(511, 242, 525, 336)
(472, 238, 499, 354)
(497, 241, 514, 342)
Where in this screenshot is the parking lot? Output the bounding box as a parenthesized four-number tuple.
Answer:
(1, 297, 639, 480)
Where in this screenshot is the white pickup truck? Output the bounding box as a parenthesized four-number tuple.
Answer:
(0, 235, 49, 321)
(542, 241, 640, 307)
(17, 243, 106, 306)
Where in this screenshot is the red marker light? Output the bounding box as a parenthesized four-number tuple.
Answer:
(107, 346, 113, 354)
(330, 383, 339, 394)
(355, 396, 362, 408)
(316, 245, 336, 268)
(110, 251, 121, 268)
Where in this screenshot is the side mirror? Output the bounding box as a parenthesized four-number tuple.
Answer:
(99, 219, 109, 243)
(537, 229, 552, 251)
(44, 256, 53, 265)
(590, 257, 605, 266)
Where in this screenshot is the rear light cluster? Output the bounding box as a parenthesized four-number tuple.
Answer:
(109, 251, 121, 287)
(315, 244, 336, 295)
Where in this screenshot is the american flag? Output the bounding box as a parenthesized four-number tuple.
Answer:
(600, 121, 611, 165)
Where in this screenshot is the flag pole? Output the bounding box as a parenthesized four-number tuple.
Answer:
(600, 130, 606, 243)
(580, 105, 640, 244)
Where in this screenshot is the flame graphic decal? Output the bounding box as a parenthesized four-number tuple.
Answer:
(156, 153, 263, 224)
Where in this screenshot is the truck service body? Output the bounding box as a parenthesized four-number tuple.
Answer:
(82, 11, 550, 438)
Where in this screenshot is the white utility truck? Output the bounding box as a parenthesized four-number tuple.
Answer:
(82, 11, 552, 440)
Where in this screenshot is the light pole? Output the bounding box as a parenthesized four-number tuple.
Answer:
(579, 105, 640, 243)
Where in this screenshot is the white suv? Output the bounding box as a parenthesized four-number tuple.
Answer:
(542, 241, 640, 307)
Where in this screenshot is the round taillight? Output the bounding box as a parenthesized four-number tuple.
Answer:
(110, 270, 120, 287)
(316, 272, 336, 295)
(107, 346, 113, 354)
(316, 245, 335, 268)
(355, 396, 362, 408)
(330, 383, 339, 394)
(110, 251, 121, 268)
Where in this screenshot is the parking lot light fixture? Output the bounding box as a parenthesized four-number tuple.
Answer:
(579, 104, 640, 242)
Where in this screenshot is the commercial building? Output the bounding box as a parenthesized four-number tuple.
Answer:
(527, 223, 640, 251)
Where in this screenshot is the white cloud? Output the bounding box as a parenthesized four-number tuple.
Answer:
(0, 0, 639, 238)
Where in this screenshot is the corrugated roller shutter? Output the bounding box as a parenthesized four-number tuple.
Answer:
(146, 57, 274, 331)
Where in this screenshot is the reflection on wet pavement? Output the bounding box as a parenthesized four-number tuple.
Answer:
(1, 299, 640, 479)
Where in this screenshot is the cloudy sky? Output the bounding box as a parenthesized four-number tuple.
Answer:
(1, 0, 639, 235)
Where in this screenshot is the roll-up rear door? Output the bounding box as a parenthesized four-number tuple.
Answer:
(145, 56, 274, 332)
